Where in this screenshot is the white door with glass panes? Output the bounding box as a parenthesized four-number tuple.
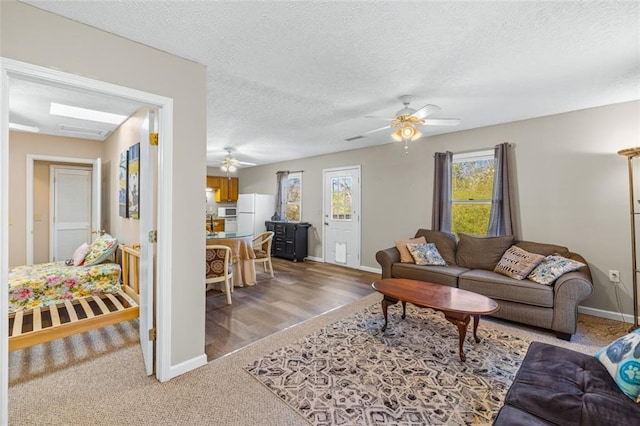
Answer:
(323, 166, 360, 268)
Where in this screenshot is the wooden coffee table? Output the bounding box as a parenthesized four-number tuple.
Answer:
(371, 278, 499, 362)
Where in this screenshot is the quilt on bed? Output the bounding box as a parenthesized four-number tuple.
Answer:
(8, 261, 121, 314)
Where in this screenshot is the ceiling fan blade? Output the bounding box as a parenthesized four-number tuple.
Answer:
(237, 161, 257, 166)
(423, 118, 461, 126)
(364, 115, 394, 121)
(411, 104, 441, 119)
(363, 125, 391, 135)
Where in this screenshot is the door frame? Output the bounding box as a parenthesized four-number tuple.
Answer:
(322, 165, 362, 268)
(49, 164, 92, 262)
(26, 155, 97, 264)
(0, 57, 175, 423)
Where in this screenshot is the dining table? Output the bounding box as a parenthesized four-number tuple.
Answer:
(206, 231, 257, 287)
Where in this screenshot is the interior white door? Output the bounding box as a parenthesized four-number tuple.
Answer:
(323, 167, 361, 268)
(139, 110, 157, 376)
(50, 166, 92, 261)
(91, 157, 102, 241)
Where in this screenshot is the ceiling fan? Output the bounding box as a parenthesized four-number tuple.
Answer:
(218, 147, 256, 173)
(350, 95, 460, 150)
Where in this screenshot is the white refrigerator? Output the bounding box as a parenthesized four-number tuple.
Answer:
(237, 193, 276, 235)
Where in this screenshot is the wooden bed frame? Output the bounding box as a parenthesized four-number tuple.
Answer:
(8, 244, 141, 351)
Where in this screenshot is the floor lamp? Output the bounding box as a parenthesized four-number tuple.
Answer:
(618, 147, 640, 331)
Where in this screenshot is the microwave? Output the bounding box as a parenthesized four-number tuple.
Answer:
(217, 206, 237, 217)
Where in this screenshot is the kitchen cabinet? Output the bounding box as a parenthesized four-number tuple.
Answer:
(265, 221, 310, 262)
(206, 175, 239, 202)
(205, 218, 225, 232)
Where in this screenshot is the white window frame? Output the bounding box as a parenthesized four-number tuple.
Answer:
(286, 172, 302, 221)
(451, 149, 494, 233)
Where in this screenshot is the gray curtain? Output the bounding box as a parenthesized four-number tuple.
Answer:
(275, 171, 289, 220)
(432, 151, 453, 233)
(487, 142, 517, 238)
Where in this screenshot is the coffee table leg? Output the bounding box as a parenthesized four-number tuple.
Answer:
(401, 301, 407, 319)
(473, 315, 481, 343)
(445, 314, 471, 362)
(381, 296, 397, 332)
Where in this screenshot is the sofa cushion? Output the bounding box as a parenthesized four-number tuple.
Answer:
(455, 233, 514, 270)
(494, 245, 545, 280)
(595, 329, 640, 403)
(495, 342, 640, 426)
(515, 240, 570, 258)
(395, 236, 427, 263)
(392, 263, 468, 288)
(527, 254, 586, 285)
(406, 242, 446, 266)
(414, 229, 457, 265)
(458, 269, 553, 308)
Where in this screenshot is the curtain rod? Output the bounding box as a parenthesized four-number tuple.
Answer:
(276, 170, 304, 174)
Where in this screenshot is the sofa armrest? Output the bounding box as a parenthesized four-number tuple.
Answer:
(375, 247, 400, 278)
(551, 268, 594, 335)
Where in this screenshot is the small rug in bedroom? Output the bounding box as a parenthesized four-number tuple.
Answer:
(245, 303, 531, 426)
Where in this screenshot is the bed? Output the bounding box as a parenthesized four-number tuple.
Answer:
(8, 244, 140, 351)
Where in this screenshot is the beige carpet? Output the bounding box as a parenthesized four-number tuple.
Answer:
(8, 293, 622, 425)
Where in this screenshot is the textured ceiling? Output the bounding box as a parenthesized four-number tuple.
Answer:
(19, 1, 640, 166)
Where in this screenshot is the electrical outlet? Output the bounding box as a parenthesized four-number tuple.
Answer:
(609, 270, 620, 283)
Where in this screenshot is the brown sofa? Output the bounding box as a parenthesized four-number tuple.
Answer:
(493, 342, 640, 425)
(375, 229, 593, 340)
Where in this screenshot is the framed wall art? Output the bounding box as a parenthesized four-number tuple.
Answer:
(127, 142, 140, 219)
(119, 149, 128, 218)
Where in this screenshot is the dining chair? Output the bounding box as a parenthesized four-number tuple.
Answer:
(205, 244, 233, 304)
(252, 231, 275, 278)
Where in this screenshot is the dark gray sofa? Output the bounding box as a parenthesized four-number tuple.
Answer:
(375, 229, 594, 340)
(493, 342, 640, 425)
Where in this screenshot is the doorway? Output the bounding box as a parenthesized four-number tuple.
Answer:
(322, 166, 361, 268)
(1, 57, 175, 422)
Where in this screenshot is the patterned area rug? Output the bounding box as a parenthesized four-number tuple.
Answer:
(245, 302, 532, 425)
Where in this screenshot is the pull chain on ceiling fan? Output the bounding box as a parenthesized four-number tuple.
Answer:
(350, 95, 460, 154)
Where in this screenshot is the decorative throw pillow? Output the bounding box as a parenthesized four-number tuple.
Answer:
(395, 236, 427, 263)
(595, 329, 640, 403)
(527, 254, 585, 285)
(72, 242, 91, 266)
(84, 234, 118, 266)
(455, 233, 515, 270)
(494, 245, 545, 280)
(413, 229, 457, 265)
(406, 242, 446, 266)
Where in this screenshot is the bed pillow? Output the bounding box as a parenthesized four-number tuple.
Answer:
(595, 329, 640, 403)
(84, 234, 118, 266)
(407, 242, 446, 266)
(494, 245, 545, 280)
(395, 236, 427, 263)
(526, 254, 585, 285)
(72, 242, 91, 266)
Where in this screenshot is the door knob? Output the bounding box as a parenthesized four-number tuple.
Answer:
(324, 222, 329, 226)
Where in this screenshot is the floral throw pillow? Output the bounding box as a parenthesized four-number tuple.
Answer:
(494, 245, 545, 280)
(527, 254, 585, 285)
(406, 242, 446, 266)
(395, 236, 427, 263)
(84, 234, 118, 266)
(595, 329, 640, 403)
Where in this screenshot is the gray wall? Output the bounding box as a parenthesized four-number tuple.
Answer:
(239, 100, 640, 316)
(2, 1, 207, 368)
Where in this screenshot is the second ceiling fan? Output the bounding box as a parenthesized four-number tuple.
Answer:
(354, 95, 460, 149)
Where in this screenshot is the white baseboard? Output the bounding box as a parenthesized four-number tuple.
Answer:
(578, 305, 635, 324)
(166, 354, 207, 381)
(306, 256, 323, 262)
(359, 265, 381, 274)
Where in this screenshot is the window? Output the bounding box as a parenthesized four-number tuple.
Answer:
(330, 176, 352, 220)
(285, 172, 302, 221)
(451, 150, 495, 236)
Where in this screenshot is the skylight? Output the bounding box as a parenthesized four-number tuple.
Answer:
(49, 102, 128, 125)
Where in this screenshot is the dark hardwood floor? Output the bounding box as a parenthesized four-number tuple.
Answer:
(205, 258, 380, 361)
